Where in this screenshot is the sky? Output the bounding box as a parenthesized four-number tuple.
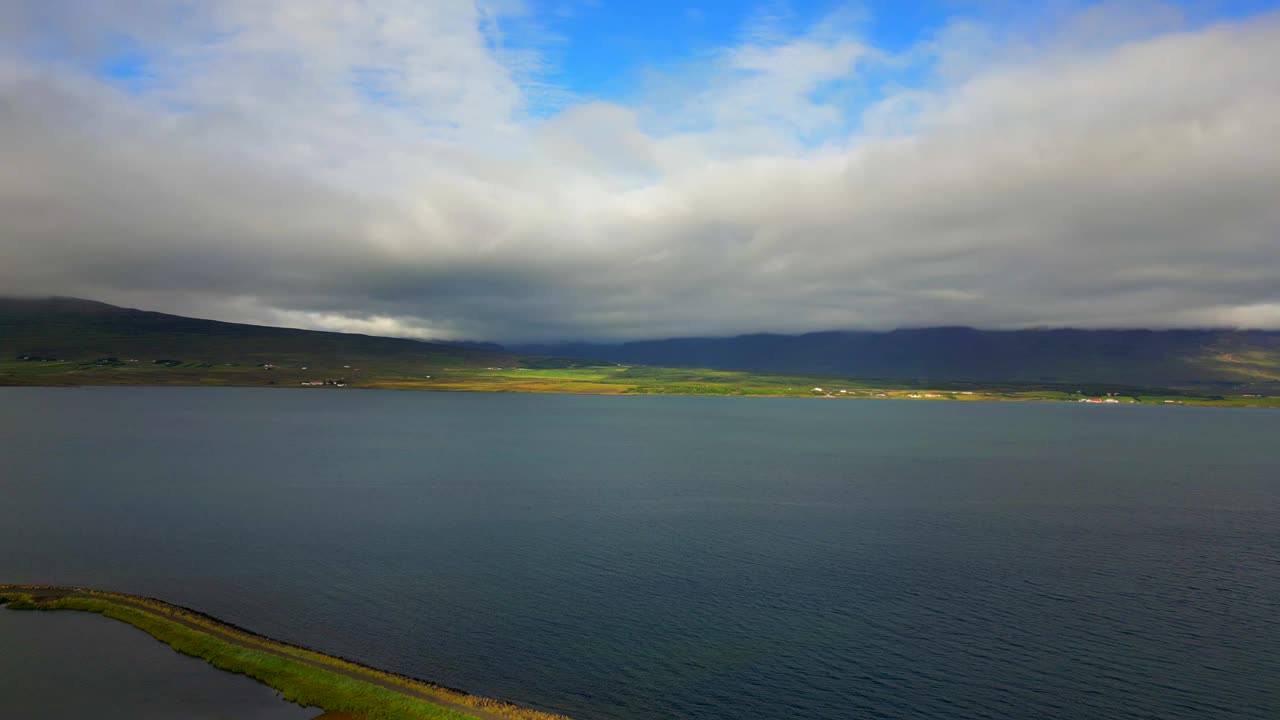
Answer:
(1, 0, 1278, 342)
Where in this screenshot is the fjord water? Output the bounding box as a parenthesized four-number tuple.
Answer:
(1, 388, 1277, 720)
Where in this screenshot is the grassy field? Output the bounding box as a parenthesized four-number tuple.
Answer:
(3, 354, 1279, 407)
(0, 587, 570, 720)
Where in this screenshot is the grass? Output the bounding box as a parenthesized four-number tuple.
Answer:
(414, 366, 1278, 407)
(0, 589, 571, 720)
(3, 354, 1278, 406)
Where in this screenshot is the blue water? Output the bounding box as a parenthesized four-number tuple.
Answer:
(1, 388, 1277, 719)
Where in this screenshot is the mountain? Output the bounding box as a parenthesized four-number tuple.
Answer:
(512, 327, 1280, 388)
(0, 297, 526, 385)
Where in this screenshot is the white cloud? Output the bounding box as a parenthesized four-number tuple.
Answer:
(1, 1, 1278, 340)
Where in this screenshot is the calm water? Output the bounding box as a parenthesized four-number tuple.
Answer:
(1, 387, 1277, 720)
(0, 609, 316, 719)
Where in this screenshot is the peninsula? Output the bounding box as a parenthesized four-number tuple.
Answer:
(1, 585, 570, 720)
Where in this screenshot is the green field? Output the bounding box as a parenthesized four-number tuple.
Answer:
(4, 353, 1276, 407)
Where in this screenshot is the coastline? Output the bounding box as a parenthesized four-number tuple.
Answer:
(0, 585, 571, 720)
(1, 378, 1277, 408)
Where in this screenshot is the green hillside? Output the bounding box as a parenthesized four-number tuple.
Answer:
(0, 297, 525, 388)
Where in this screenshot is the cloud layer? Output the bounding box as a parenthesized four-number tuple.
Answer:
(2, 1, 1278, 341)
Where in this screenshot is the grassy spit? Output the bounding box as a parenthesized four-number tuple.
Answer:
(0, 586, 571, 720)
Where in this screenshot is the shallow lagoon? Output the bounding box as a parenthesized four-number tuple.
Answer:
(1, 387, 1278, 719)
(0, 608, 316, 719)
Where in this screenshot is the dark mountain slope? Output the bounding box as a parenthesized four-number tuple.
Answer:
(0, 296, 512, 370)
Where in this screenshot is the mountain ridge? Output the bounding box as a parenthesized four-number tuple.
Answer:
(511, 327, 1280, 387)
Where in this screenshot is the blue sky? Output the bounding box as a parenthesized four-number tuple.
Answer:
(87, 1, 1280, 104)
(540, 1, 850, 97)
(4, 1, 1280, 339)
(528, 0, 1278, 99)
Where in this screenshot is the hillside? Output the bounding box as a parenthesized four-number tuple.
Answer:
(0, 297, 530, 388)
(513, 327, 1280, 389)
(0, 297, 502, 361)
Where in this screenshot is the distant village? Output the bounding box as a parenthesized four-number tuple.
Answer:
(261, 362, 351, 387)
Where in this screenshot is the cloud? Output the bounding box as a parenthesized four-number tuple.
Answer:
(1, 1, 1278, 341)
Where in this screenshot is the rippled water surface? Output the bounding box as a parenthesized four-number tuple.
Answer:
(1, 388, 1277, 719)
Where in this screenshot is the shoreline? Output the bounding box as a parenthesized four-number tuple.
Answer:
(0, 584, 572, 720)
(1, 380, 1277, 408)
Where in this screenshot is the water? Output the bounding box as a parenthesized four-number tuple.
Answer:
(0, 608, 317, 719)
(1, 387, 1277, 720)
